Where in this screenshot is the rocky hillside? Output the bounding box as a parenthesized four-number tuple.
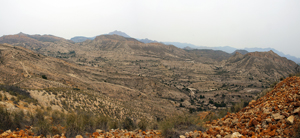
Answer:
(185, 76, 300, 138)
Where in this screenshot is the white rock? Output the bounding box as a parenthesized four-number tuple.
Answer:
(179, 135, 186, 138)
(231, 132, 243, 138)
(96, 129, 103, 133)
(266, 118, 272, 123)
(287, 115, 295, 124)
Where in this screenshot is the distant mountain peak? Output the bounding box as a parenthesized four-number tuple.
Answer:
(138, 38, 159, 43)
(108, 30, 131, 38)
(268, 50, 276, 54)
(17, 32, 28, 36)
(183, 46, 193, 50)
(232, 50, 248, 55)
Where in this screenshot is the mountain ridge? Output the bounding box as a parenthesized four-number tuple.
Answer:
(69, 31, 300, 63)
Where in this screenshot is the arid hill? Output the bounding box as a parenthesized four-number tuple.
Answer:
(0, 33, 299, 114)
(225, 50, 300, 81)
(0, 43, 186, 121)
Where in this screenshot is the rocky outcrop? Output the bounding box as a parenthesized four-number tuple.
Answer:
(184, 76, 300, 138)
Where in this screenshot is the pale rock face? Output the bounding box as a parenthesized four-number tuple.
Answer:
(286, 115, 295, 124)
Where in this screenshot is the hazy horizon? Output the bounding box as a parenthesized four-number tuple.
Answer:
(1, 0, 299, 58)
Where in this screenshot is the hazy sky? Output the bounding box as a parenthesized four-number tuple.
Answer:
(1, 0, 300, 57)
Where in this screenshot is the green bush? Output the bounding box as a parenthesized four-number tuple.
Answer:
(0, 106, 26, 131)
(123, 117, 135, 131)
(159, 114, 205, 138)
(270, 81, 278, 88)
(108, 120, 120, 130)
(0, 106, 14, 130)
(95, 115, 110, 131)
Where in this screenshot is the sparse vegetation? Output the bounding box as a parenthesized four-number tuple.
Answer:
(0, 85, 38, 105)
(159, 114, 205, 138)
(256, 88, 272, 100)
(270, 81, 278, 88)
(203, 99, 251, 122)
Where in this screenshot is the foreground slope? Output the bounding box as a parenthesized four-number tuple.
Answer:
(186, 76, 300, 138)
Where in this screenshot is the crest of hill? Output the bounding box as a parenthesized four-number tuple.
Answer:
(108, 30, 132, 38)
(0, 33, 77, 54)
(190, 76, 300, 138)
(70, 36, 96, 43)
(0, 32, 66, 43)
(80, 34, 191, 60)
(243, 50, 297, 67)
(0, 33, 236, 63)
